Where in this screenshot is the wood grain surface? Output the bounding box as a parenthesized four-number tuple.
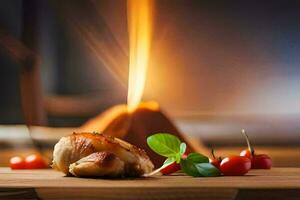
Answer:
(0, 168, 299, 200)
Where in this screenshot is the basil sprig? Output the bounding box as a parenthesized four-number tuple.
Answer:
(180, 153, 220, 177)
(147, 133, 186, 163)
(147, 133, 220, 177)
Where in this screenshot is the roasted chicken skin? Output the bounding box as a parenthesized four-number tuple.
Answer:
(52, 132, 154, 177)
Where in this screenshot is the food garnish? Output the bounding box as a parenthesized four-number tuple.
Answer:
(10, 154, 48, 170)
(147, 133, 220, 177)
(209, 149, 222, 169)
(25, 154, 48, 169)
(219, 155, 251, 176)
(240, 129, 272, 169)
(10, 156, 26, 170)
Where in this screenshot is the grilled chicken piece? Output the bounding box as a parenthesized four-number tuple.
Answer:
(69, 152, 125, 177)
(52, 132, 154, 177)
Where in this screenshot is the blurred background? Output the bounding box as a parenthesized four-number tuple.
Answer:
(0, 0, 299, 166)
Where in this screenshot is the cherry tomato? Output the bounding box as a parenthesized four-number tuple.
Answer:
(160, 162, 181, 175)
(10, 156, 26, 170)
(251, 154, 272, 169)
(240, 150, 272, 169)
(240, 149, 252, 158)
(220, 156, 251, 176)
(160, 153, 188, 175)
(240, 130, 272, 169)
(209, 149, 222, 168)
(25, 154, 48, 169)
(210, 158, 221, 168)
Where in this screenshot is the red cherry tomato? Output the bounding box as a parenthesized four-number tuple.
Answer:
(240, 149, 272, 169)
(10, 156, 26, 170)
(25, 154, 48, 169)
(251, 154, 272, 169)
(209, 149, 222, 168)
(160, 153, 187, 175)
(160, 162, 181, 175)
(210, 158, 221, 168)
(240, 149, 252, 158)
(240, 129, 273, 170)
(220, 156, 251, 176)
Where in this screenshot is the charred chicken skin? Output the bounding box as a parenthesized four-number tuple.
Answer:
(52, 132, 154, 177)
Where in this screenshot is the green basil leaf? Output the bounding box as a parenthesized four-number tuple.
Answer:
(187, 152, 209, 163)
(180, 142, 187, 155)
(147, 133, 181, 157)
(180, 153, 220, 177)
(195, 163, 221, 177)
(175, 153, 181, 163)
(180, 158, 200, 177)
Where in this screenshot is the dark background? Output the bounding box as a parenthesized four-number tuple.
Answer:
(0, 0, 300, 129)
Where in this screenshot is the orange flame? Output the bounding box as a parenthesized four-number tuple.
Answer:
(127, 0, 153, 111)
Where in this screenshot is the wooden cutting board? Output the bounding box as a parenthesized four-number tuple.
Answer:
(0, 167, 300, 200)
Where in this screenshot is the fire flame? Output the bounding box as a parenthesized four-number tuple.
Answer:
(127, 0, 153, 111)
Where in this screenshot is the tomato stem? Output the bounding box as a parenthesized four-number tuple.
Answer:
(211, 149, 216, 159)
(241, 129, 255, 155)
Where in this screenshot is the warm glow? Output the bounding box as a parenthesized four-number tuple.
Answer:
(127, 0, 153, 111)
